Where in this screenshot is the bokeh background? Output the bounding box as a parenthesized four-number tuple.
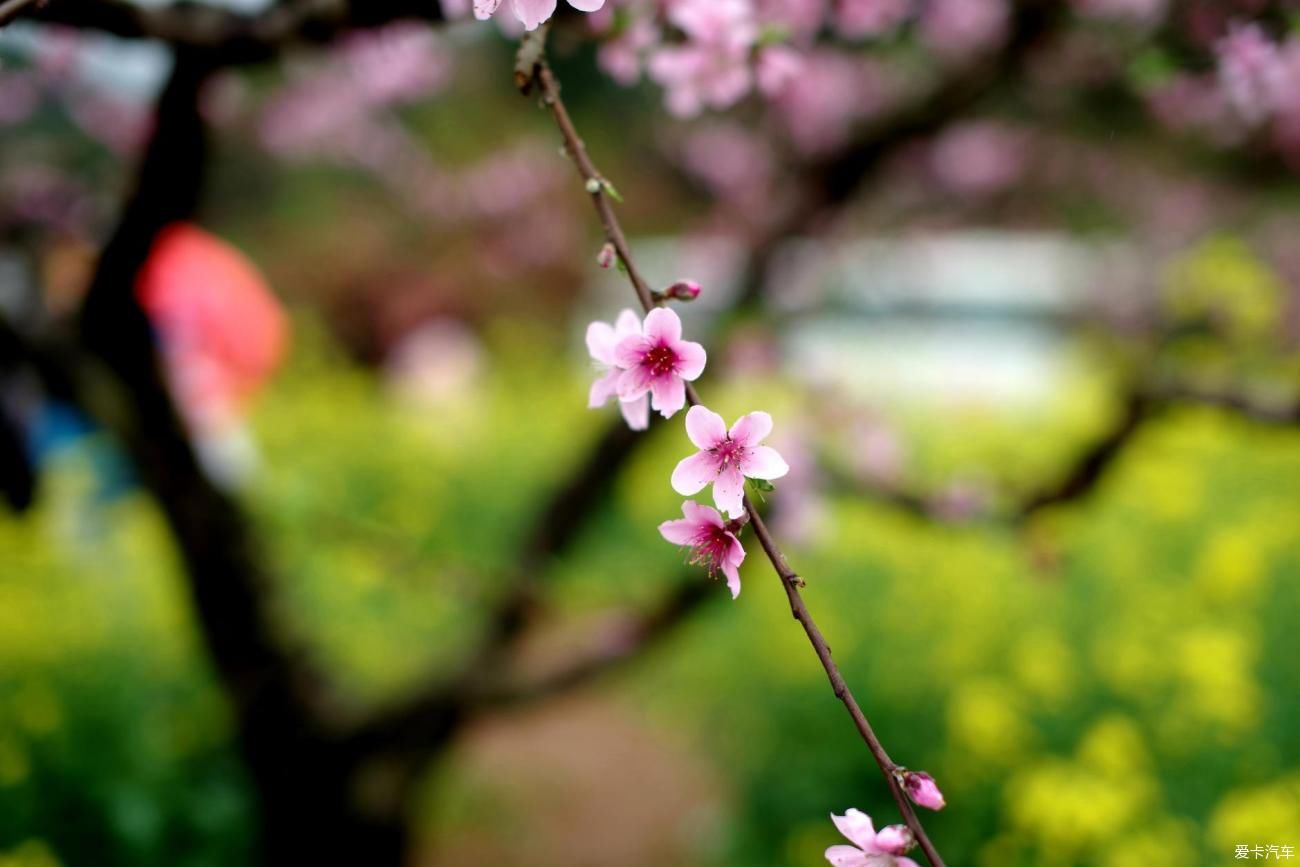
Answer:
(2, 1, 1299, 866)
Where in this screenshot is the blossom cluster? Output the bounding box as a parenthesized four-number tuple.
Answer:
(582, 284, 947, 850)
(585, 296, 787, 600)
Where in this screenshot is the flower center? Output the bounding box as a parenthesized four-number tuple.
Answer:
(643, 343, 677, 377)
(712, 437, 745, 468)
(689, 527, 730, 574)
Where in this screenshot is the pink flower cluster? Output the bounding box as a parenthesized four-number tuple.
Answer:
(584, 284, 791, 598)
(472, 0, 604, 31)
(586, 306, 706, 428)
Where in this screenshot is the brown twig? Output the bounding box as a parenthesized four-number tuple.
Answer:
(525, 51, 948, 867)
(22, 0, 445, 63)
(0, 0, 45, 27)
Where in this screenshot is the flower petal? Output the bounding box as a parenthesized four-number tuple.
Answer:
(824, 846, 870, 867)
(613, 334, 651, 369)
(588, 368, 621, 408)
(473, 0, 504, 19)
(658, 516, 699, 546)
(620, 393, 649, 430)
(671, 450, 719, 496)
(740, 445, 789, 480)
(613, 307, 642, 339)
(511, 0, 557, 29)
(832, 810, 878, 851)
(682, 500, 724, 528)
(722, 533, 745, 598)
(617, 364, 653, 400)
(566, 0, 605, 10)
(586, 320, 617, 365)
(713, 465, 746, 519)
(674, 339, 707, 380)
(642, 306, 682, 344)
(722, 558, 741, 599)
(729, 410, 773, 447)
(685, 404, 727, 449)
(651, 375, 687, 418)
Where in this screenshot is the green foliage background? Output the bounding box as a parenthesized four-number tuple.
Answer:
(2, 268, 1298, 865)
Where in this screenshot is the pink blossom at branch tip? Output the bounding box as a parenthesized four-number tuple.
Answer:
(658, 501, 746, 598)
(587, 308, 649, 430)
(672, 405, 789, 519)
(597, 242, 616, 269)
(825, 809, 920, 867)
(473, 0, 605, 32)
(902, 771, 947, 811)
(665, 279, 702, 301)
(614, 307, 707, 418)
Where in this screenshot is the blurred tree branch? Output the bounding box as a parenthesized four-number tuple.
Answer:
(0, 0, 47, 28)
(24, 0, 445, 62)
(825, 379, 1300, 527)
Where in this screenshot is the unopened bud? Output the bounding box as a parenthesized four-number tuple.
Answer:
(585, 177, 602, 194)
(901, 770, 946, 811)
(597, 242, 616, 269)
(874, 825, 916, 855)
(665, 279, 702, 301)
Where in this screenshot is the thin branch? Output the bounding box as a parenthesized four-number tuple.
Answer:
(466, 579, 712, 711)
(24, 0, 445, 63)
(825, 379, 1300, 527)
(0, 0, 46, 28)
(527, 52, 948, 867)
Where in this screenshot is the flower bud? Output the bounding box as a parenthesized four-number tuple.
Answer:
(596, 242, 616, 269)
(874, 824, 916, 855)
(665, 279, 702, 301)
(902, 770, 946, 811)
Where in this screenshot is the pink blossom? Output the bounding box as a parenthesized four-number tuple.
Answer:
(669, 0, 758, 50)
(597, 242, 617, 269)
(659, 501, 746, 598)
(825, 809, 920, 867)
(929, 121, 1026, 197)
(474, 0, 606, 32)
(773, 50, 888, 155)
(1216, 21, 1288, 126)
(648, 44, 753, 117)
(919, 0, 1008, 62)
(674, 122, 775, 207)
(756, 45, 803, 99)
(902, 771, 946, 811)
(664, 279, 702, 301)
(835, 0, 911, 39)
(614, 307, 707, 418)
(672, 405, 789, 519)
(648, 0, 758, 116)
(587, 309, 649, 430)
(598, 17, 660, 85)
